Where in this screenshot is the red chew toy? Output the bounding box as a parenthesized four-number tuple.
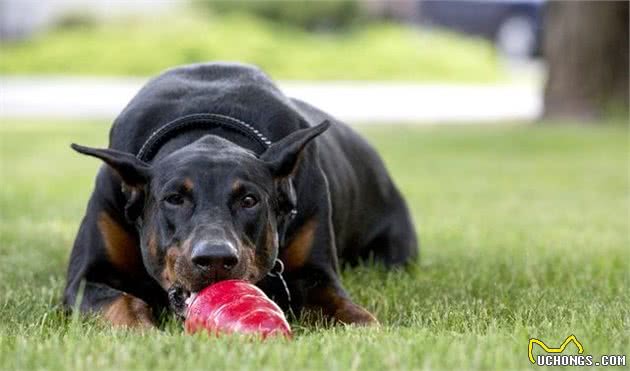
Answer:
(184, 280, 292, 339)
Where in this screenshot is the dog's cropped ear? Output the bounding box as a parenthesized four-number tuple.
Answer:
(72, 144, 150, 222)
(260, 120, 330, 178)
(71, 144, 150, 186)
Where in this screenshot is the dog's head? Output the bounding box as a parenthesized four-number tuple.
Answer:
(72, 122, 329, 311)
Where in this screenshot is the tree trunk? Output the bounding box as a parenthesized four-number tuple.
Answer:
(543, 1, 628, 121)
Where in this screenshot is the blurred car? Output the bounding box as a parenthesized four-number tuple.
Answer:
(418, 0, 546, 58)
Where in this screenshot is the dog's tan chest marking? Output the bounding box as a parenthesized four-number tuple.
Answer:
(97, 212, 142, 274)
(282, 218, 317, 272)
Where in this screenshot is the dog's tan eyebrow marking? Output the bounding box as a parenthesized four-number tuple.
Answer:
(232, 180, 243, 193)
(183, 178, 194, 191)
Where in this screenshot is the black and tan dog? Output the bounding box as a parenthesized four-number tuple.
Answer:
(63, 63, 418, 328)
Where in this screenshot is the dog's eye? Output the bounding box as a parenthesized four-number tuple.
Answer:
(164, 193, 185, 206)
(240, 195, 258, 209)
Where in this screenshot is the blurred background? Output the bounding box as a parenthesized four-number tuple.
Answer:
(0, 0, 626, 124)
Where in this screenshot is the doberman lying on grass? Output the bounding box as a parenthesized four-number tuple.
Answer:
(64, 63, 418, 328)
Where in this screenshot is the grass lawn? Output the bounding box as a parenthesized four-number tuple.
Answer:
(0, 13, 501, 82)
(0, 120, 628, 370)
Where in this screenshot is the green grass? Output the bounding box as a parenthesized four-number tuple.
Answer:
(0, 13, 501, 82)
(0, 120, 628, 370)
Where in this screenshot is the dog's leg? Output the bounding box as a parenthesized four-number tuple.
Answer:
(282, 254, 379, 325)
(281, 178, 378, 326)
(64, 281, 156, 328)
(304, 278, 379, 326)
(63, 166, 165, 328)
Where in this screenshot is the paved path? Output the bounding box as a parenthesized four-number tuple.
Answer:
(0, 77, 542, 124)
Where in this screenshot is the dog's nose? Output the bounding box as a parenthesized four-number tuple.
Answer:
(191, 241, 239, 273)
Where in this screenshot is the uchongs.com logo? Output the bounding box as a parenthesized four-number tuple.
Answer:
(528, 335, 626, 367)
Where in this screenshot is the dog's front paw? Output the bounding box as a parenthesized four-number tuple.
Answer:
(103, 293, 155, 329)
(333, 301, 379, 326)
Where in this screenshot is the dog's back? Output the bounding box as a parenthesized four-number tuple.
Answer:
(109, 63, 301, 154)
(289, 97, 418, 265)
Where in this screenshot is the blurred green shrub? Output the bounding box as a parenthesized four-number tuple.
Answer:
(54, 12, 97, 31)
(0, 12, 502, 82)
(197, 0, 363, 31)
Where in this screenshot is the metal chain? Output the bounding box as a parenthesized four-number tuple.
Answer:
(267, 259, 292, 306)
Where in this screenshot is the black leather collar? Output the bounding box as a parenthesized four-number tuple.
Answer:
(136, 113, 272, 162)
